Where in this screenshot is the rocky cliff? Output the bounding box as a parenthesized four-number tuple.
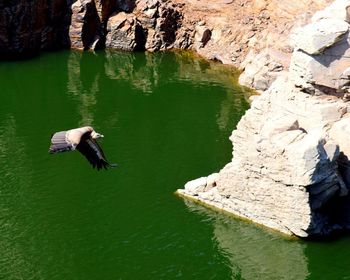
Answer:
(178, 0, 350, 237)
(0, 0, 192, 56)
(0, 0, 332, 60)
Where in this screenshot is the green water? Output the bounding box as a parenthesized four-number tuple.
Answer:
(0, 50, 348, 280)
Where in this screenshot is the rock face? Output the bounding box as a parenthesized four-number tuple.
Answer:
(105, 0, 191, 51)
(69, 0, 103, 50)
(0, 0, 72, 58)
(0, 0, 189, 55)
(0, 0, 333, 58)
(105, 12, 143, 51)
(68, 0, 191, 51)
(178, 0, 350, 237)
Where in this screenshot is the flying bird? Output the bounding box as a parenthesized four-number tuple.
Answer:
(49, 126, 115, 170)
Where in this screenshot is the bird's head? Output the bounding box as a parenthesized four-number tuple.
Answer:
(91, 131, 104, 139)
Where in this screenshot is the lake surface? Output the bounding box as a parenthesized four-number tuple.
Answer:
(0, 50, 349, 280)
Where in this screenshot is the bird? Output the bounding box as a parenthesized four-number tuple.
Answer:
(49, 126, 116, 170)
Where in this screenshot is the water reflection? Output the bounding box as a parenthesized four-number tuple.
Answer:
(67, 51, 100, 126)
(183, 200, 309, 280)
(104, 50, 163, 94)
(67, 49, 250, 134)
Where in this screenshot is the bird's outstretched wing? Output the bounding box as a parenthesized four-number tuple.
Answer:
(49, 131, 75, 154)
(76, 138, 114, 170)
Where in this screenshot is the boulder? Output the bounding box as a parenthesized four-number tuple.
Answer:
(289, 30, 350, 93)
(312, 0, 350, 22)
(290, 18, 348, 55)
(184, 177, 207, 195)
(105, 12, 145, 51)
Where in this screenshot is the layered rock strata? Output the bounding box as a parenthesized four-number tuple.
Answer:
(178, 0, 350, 237)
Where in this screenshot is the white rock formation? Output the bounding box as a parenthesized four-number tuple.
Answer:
(290, 19, 348, 55)
(178, 0, 350, 237)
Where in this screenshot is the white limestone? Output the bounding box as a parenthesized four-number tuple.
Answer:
(178, 1, 350, 237)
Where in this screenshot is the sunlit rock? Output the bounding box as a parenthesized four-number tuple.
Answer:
(312, 0, 350, 22)
(289, 3, 350, 93)
(105, 12, 144, 51)
(239, 49, 288, 92)
(290, 19, 348, 55)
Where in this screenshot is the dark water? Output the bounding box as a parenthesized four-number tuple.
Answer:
(0, 50, 348, 280)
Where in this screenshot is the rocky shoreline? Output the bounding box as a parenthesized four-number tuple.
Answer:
(178, 0, 350, 237)
(2, 0, 350, 237)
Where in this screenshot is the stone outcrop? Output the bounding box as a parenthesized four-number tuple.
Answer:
(104, 0, 186, 51)
(178, 0, 350, 237)
(69, 0, 193, 51)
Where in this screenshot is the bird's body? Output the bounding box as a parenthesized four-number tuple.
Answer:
(49, 126, 115, 170)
